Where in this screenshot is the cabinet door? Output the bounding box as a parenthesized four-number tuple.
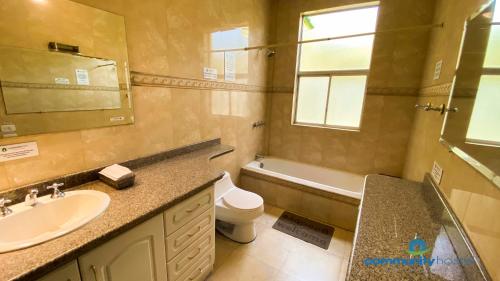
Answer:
(37, 260, 81, 281)
(78, 214, 167, 281)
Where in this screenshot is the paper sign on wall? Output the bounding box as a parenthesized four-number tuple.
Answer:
(75, 69, 90, 85)
(224, 52, 236, 81)
(0, 142, 39, 162)
(203, 67, 217, 80)
(431, 161, 443, 185)
(433, 60, 442, 80)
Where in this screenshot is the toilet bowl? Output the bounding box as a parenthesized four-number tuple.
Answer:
(214, 171, 264, 243)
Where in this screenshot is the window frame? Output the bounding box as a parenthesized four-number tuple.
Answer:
(291, 3, 379, 131)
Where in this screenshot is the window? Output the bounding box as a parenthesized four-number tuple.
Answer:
(293, 5, 379, 130)
(466, 1, 500, 146)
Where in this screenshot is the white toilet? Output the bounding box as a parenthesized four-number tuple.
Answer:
(214, 171, 264, 243)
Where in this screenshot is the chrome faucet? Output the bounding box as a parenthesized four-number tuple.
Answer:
(25, 189, 39, 206)
(47, 183, 65, 199)
(0, 198, 13, 216)
(255, 154, 265, 168)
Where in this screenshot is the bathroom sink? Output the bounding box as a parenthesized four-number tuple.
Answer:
(0, 190, 110, 253)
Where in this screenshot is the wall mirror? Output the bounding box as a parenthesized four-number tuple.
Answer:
(0, 0, 133, 138)
(441, 0, 500, 187)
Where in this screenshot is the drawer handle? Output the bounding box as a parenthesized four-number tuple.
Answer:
(186, 203, 202, 213)
(176, 247, 202, 270)
(174, 226, 202, 247)
(188, 247, 202, 260)
(189, 267, 204, 281)
(90, 265, 98, 281)
(174, 203, 203, 222)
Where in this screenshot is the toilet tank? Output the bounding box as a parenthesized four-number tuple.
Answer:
(214, 171, 235, 200)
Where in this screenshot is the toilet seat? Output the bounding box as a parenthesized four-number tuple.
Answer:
(222, 188, 263, 211)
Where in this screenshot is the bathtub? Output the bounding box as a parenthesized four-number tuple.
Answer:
(244, 158, 364, 200)
(240, 157, 365, 230)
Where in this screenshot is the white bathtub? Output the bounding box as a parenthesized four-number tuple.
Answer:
(244, 157, 364, 200)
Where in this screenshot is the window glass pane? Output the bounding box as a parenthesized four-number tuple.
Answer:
(296, 76, 330, 124)
(493, 0, 500, 22)
(484, 26, 500, 68)
(302, 7, 378, 40)
(299, 35, 374, 71)
(326, 75, 366, 128)
(466, 75, 500, 145)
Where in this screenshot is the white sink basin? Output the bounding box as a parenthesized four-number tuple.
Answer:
(0, 190, 110, 253)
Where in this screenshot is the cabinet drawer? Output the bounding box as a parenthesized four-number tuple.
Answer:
(177, 248, 215, 281)
(164, 187, 214, 235)
(167, 229, 215, 281)
(166, 207, 214, 260)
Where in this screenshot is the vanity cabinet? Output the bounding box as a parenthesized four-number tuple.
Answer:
(78, 214, 168, 281)
(37, 260, 81, 281)
(38, 186, 215, 281)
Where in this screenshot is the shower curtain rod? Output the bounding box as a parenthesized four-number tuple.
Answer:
(212, 22, 444, 53)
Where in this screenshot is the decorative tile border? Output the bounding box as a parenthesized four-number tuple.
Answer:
(420, 83, 453, 97)
(365, 87, 419, 96)
(130, 71, 456, 98)
(130, 71, 267, 92)
(269, 85, 420, 96)
(269, 86, 294, 93)
(0, 80, 128, 91)
(452, 87, 477, 98)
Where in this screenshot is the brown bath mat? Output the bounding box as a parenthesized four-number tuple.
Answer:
(272, 211, 334, 249)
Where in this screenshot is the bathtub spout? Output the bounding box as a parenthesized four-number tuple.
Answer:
(255, 154, 265, 168)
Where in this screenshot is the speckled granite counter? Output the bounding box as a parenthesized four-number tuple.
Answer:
(348, 174, 491, 281)
(0, 142, 233, 281)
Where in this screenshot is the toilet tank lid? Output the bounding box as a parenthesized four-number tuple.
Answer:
(223, 188, 263, 210)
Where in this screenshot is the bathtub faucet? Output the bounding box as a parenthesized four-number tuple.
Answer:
(255, 154, 265, 168)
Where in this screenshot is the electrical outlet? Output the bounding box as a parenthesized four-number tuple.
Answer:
(431, 161, 443, 185)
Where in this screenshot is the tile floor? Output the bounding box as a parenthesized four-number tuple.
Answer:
(207, 204, 354, 281)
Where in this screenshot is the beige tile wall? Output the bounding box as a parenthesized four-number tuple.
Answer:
(403, 0, 500, 279)
(265, 0, 435, 177)
(0, 0, 272, 191)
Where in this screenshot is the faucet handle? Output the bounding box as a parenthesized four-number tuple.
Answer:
(25, 189, 39, 206)
(0, 198, 13, 216)
(47, 183, 65, 199)
(0, 198, 12, 207)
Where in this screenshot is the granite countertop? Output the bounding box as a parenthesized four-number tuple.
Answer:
(348, 175, 490, 281)
(0, 143, 233, 281)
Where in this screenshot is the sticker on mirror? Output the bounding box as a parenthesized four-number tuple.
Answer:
(75, 69, 90, 85)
